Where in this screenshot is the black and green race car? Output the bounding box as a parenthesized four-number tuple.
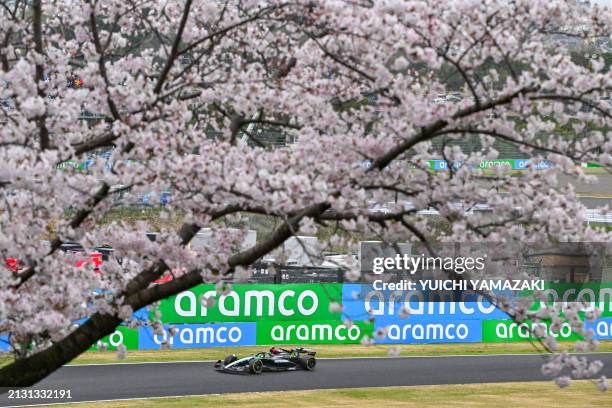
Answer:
(214, 347, 316, 374)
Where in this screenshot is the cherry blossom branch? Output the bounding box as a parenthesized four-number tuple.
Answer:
(88, 1, 121, 121)
(12, 183, 112, 289)
(432, 128, 584, 160)
(32, 0, 50, 151)
(177, 5, 284, 59)
(529, 94, 612, 120)
(152, 0, 193, 94)
(0, 202, 330, 386)
(372, 86, 539, 170)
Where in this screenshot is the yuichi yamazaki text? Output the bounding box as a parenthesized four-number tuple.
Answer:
(373, 279, 545, 291)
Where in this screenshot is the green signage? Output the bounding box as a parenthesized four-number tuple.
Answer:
(89, 326, 139, 350)
(520, 283, 612, 317)
(56, 160, 78, 170)
(482, 319, 582, 343)
(156, 284, 344, 323)
(477, 159, 513, 169)
(257, 320, 374, 345)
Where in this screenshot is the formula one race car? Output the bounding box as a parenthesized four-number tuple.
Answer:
(214, 347, 316, 374)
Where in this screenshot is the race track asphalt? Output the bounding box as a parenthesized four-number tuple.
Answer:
(2, 353, 612, 407)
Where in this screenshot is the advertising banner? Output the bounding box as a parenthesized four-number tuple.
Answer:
(521, 283, 612, 317)
(427, 159, 555, 171)
(138, 323, 257, 349)
(156, 283, 343, 323)
(341, 283, 508, 321)
(89, 326, 139, 350)
(429, 160, 463, 171)
(372, 316, 482, 344)
(482, 320, 582, 343)
(0, 335, 8, 352)
(71, 283, 612, 352)
(256, 320, 373, 345)
(586, 318, 612, 340)
(513, 159, 553, 170)
(476, 159, 514, 170)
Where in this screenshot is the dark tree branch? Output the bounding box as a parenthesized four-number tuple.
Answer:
(433, 128, 581, 160)
(32, 0, 50, 151)
(0, 201, 329, 387)
(88, 2, 122, 121)
(372, 86, 539, 170)
(153, 0, 193, 94)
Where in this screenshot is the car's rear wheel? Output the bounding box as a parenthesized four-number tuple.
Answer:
(223, 354, 237, 366)
(300, 357, 316, 371)
(249, 359, 263, 374)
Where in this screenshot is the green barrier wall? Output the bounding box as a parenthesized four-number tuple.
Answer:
(84, 283, 612, 350)
(155, 283, 343, 323)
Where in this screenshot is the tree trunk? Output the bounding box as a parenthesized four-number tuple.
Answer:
(0, 203, 329, 388)
(0, 313, 121, 387)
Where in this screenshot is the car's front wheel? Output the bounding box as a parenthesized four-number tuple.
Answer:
(249, 359, 263, 374)
(223, 354, 237, 366)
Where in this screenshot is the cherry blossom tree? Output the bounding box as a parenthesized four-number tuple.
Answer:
(0, 0, 610, 388)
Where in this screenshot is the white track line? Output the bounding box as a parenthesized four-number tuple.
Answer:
(63, 351, 612, 367)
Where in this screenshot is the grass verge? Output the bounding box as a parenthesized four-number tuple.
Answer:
(64, 341, 612, 365)
(50, 381, 610, 407)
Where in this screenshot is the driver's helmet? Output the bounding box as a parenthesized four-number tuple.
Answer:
(270, 347, 281, 355)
